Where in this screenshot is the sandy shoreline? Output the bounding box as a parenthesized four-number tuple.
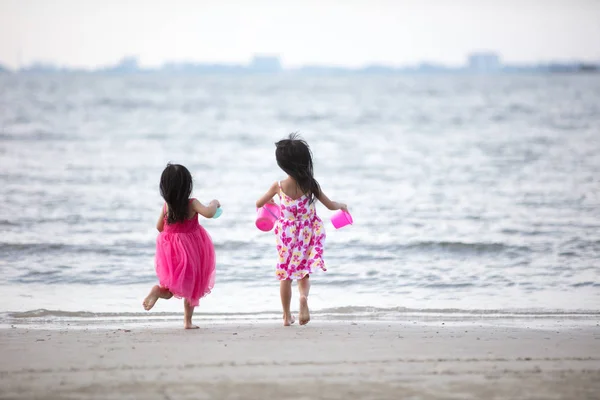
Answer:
(1, 321, 599, 399)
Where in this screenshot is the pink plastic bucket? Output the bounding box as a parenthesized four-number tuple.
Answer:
(256, 203, 281, 231)
(331, 210, 353, 229)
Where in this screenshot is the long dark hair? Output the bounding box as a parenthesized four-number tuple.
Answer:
(159, 163, 193, 224)
(275, 133, 321, 204)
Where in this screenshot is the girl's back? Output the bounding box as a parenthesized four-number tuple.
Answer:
(278, 181, 320, 225)
(161, 202, 201, 234)
(156, 199, 216, 307)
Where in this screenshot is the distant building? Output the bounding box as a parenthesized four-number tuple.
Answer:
(294, 65, 352, 75)
(249, 55, 282, 72)
(161, 62, 246, 74)
(467, 52, 501, 72)
(104, 56, 140, 73)
(360, 64, 396, 74)
(20, 62, 60, 73)
(414, 62, 452, 73)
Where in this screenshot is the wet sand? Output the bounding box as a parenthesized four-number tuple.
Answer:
(1, 321, 599, 399)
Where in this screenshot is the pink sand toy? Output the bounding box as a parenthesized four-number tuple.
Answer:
(256, 203, 281, 231)
(331, 210, 353, 229)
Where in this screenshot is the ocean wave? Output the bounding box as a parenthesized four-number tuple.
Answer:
(317, 306, 600, 317)
(404, 241, 530, 253)
(0, 240, 257, 255)
(0, 219, 20, 227)
(419, 282, 476, 289)
(0, 130, 71, 141)
(13, 274, 157, 286)
(329, 240, 532, 255)
(0, 242, 65, 252)
(0, 238, 582, 260)
(571, 281, 600, 288)
(95, 97, 164, 110)
(0, 242, 151, 257)
(6, 307, 599, 321)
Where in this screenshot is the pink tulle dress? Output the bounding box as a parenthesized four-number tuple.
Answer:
(155, 199, 216, 307)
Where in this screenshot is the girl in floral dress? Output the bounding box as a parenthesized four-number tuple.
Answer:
(256, 134, 349, 326)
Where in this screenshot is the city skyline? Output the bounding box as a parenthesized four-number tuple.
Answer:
(1, 0, 600, 70)
(5, 52, 598, 75)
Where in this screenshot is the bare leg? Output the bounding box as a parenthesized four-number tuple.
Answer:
(280, 279, 295, 326)
(298, 275, 311, 325)
(143, 285, 173, 311)
(183, 299, 199, 329)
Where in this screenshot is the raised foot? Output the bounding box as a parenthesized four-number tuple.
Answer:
(143, 285, 161, 311)
(299, 295, 310, 325)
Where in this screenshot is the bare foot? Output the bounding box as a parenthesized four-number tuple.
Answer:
(184, 322, 199, 329)
(283, 314, 296, 326)
(143, 285, 161, 311)
(299, 295, 310, 325)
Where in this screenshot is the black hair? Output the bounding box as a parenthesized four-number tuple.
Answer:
(275, 133, 321, 204)
(159, 163, 193, 224)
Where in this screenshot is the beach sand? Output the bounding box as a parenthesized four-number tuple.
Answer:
(1, 321, 599, 399)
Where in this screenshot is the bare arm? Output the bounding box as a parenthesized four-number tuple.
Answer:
(192, 198, 220, 219)
(256, 181, 279, 208)
(156, 205, 166, 232)
(317, 191, 348, 212)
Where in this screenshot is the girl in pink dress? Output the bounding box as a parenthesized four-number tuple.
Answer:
(256, 134, 349, 326)
(143, 163, 219, 329)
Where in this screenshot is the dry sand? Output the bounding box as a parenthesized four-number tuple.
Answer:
(1, 321, 599, 399)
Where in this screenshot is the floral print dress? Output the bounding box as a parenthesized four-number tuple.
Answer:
(273, 182, 326, 280)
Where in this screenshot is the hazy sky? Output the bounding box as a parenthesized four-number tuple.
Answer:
(1, 0, 599, 69)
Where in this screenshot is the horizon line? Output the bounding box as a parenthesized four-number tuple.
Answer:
(2, 52, 600, 72)
(2, 60, 600, 74)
